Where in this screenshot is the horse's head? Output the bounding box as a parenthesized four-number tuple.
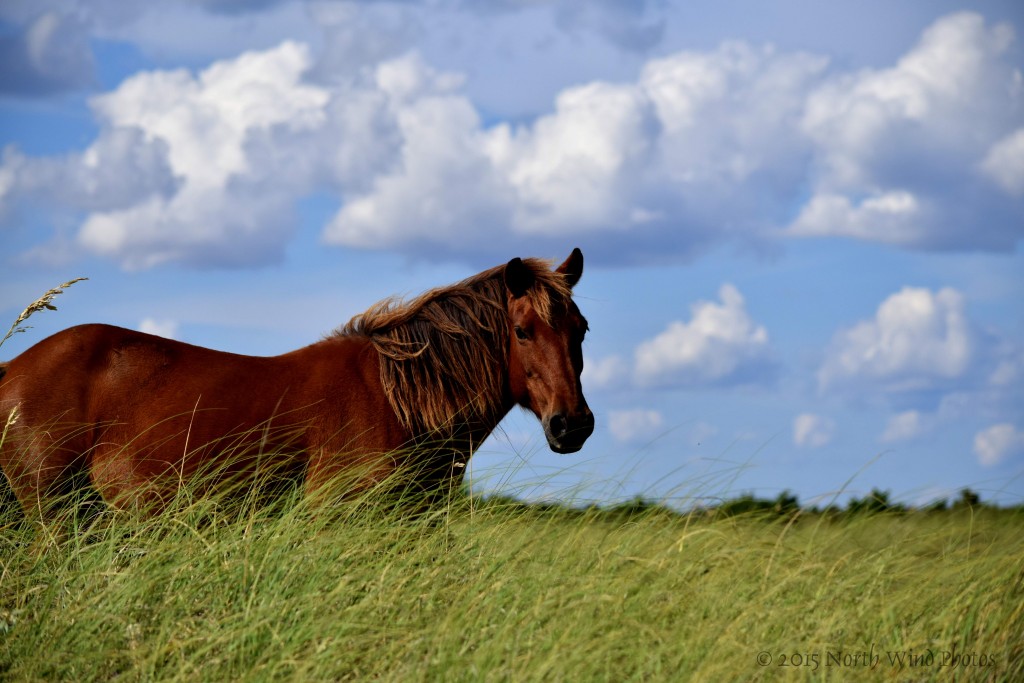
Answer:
(504, 248, 594, 454)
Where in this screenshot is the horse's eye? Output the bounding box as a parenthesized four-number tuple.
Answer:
(514, 326, 529, 341)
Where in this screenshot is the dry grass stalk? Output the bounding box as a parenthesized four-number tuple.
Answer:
(0, 277, 88, 349)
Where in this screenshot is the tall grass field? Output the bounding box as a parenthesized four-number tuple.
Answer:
(1, 482, 1021, 682)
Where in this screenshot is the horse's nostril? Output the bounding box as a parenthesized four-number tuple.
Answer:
(549, 413, 568, 438)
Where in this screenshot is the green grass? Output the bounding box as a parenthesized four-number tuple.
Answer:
(1, 481, 1021, 682)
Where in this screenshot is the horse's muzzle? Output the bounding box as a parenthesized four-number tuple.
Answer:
(544, 410, 595, 454)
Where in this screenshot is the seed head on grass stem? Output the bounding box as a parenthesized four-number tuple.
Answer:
(0, 277, 88, 349)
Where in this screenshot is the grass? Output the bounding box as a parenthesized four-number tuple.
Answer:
(0, 278, 88, 349)
(0, 482, 1021, 682)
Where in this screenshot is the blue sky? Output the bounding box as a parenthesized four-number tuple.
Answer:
(2, 0, 1022, 507)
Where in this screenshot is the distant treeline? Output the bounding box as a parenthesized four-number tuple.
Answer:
(693, 487, 1022, 519)
(479, 487, 1024, 522)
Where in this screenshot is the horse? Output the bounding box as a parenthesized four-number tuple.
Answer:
(0, 249, 593, 521)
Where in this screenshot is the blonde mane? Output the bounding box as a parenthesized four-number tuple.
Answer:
(335, 258, 573, 437)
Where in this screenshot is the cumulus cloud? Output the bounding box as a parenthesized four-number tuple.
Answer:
(2, 42, 336, 268)
(6, 37, 821, 266)
(973, 423, 1024, 467)
(323, 55, 514, 254)
(789, 12, 1024, 251)
(609, 409, 664, 443)
(584, 285, 775, 393)
(634, 284, 776, 388)
(1, 128, 178, 215)
(980, 128, 1024, 196)
(818, 286, 1023, 425)
(2, 11, 1022, 269)
(351, 10, 1021, 259)
(788, 190, 928, 247)
(819, 287, 974, 395)
(799, 13, 1016, 188)
(323, 40, 825, 262)
(77, 41, 335, 268)
(793, 413, 835, 449)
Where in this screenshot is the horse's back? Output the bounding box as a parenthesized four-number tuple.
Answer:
(0, 324, 300, 509)
(3, 324, 178, 416)
(1, 323, 302, 434)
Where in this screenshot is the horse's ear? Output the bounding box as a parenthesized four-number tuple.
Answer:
(556, 247, 584, 289)
(504, 257, 535, 298)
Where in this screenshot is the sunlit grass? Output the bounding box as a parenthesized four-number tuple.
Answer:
(1, 472, 1021, 682)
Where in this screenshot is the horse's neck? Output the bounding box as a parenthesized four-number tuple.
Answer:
(422, 355, 517, 458)
(459, 399, 516, 453)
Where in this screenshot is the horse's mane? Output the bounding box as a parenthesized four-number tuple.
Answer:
(334, 258, 573, 437)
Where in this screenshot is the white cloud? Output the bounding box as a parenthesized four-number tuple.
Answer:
(880, 410, 928, 443)
(582, 354, 628, 390)
(973, 423, 1024, 467)
(609, 409, 664, 443)
(1, 127, 178, 215)
(634, 284, 775, 388)
(980, 128, 1024, 197)
(819, 287, 973, 395)
(2, 40, 337, 269)
(793, 413, 835, 449)
(2, 11, 1022, 268)
(790, 12, 1023, 251)
(323, 40, 825, 260)
(76, 42, 330, 268)
(323, 56, 513, 253)
(89, 42, 329, 191)
(818, 285, 1022, 423)
(138, 317, 179, 339)
(800, 12, 1016, 188)
(787, 190, 928, 247)
(497, 80, 656, 235)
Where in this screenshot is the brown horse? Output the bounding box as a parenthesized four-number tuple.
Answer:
(0, 249, 593, 520)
